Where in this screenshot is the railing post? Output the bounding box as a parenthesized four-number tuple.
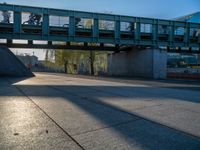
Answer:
(184, 22, 190, 47)
(169, 21, 174, 47)
(69, 16, 75, 38)
(42, 10, 49, 39)
(115, 20, 120, 44)
(93, 18, 99, 42)
(152, 19, 158, 45)
(135, 18, 141, 44)
(14, 11, 21, 34)
(0, 3, 200, 51)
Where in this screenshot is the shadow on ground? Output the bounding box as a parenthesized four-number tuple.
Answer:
(1, 77, 200, 149)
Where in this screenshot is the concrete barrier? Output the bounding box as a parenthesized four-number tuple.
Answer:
(108, 47, 167, 79)
(0, 46, 34, 77)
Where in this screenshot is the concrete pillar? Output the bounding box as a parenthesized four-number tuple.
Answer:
(107, 52, 129, 76)
(107, 47, 167, 79)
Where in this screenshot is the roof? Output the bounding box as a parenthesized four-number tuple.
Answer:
(175, 12, 200, 23)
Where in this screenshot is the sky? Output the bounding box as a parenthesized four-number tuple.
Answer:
(1, 0, 200, 19)
(1, 0, 200, 60)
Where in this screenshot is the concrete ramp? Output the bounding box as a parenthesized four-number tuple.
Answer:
(0, 46, 34, 77)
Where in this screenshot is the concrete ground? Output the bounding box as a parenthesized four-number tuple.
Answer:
(0, 72, 200, 150)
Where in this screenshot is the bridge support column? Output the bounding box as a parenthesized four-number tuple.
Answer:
(108, 47, 167, 79)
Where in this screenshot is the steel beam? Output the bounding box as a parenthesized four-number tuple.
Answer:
(0, 43, 116, 51)
(169, 21, 175, 47)
(184, 22, 190, 47)
(115, 20, 120, 44)
(135, 18, 141, 44)
(69, 16, 75, 39)
(42, 13, 49, 37)
(14, 11, 21, 33)
(93, 18, 99, 42)
(0, 3, 199, 52)
(152, 19, 158, 45)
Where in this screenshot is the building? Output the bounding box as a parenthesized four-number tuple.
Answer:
(168, 12, 200, 66)
(175, 12, 200, 23)
(17, 54, 38, 69)
(167, 12, 200, 78)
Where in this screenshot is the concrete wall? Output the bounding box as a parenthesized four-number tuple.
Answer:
(108, 47, 167, 79)
(128, 49, 154, 78)
(152, 49, 167, 79)
(107, 52, 129, 76)
(0, 46, 34, 77)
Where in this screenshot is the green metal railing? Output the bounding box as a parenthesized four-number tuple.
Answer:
(0, 3, 199, 52)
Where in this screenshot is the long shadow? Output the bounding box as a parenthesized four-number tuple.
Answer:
(2, 84, 200, 104)
(8, 84, 200, 149)
(64, 74, 200, 86)
(0, 76, 34, 84)
(1, 77, 200, 149)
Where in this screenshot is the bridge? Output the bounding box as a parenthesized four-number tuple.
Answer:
(0, 3, 199, 53)
(0, 3, 200, 79)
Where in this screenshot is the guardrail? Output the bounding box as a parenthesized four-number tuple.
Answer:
(0, 3, 199, 51)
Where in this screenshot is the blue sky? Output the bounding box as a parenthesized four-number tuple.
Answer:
(0, 0, 200, 19)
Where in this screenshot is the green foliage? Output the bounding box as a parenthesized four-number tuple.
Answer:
(43, 47, 109, 75)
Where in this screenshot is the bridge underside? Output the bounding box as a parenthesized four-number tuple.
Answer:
(0, 40, 199, 54)
(0, 3, 199, 54)
(0, 41, 117, 51)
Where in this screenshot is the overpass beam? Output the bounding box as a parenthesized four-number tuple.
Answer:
(14, 11, 21, 34)
(0, 3, 199, 51)
(184, 22, 190, 47)
(135, 18, 141, 44)
(69, 16, 75, 39)
(169, 21, 175, 47)
(115, 20, 120, 44)
(93, 18, 99, 42)
(42, 12, 49, 38)
(152, 19, 158, 45)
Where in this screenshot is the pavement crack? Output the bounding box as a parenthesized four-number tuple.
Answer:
(12, 84, 86, 150)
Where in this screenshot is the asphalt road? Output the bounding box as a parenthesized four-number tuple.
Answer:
(0, 72, 200, 150)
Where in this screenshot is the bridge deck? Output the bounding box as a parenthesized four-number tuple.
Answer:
(0, 3, 199, 53)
